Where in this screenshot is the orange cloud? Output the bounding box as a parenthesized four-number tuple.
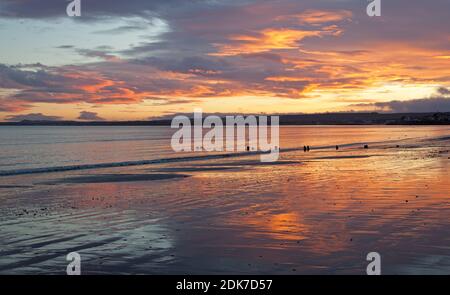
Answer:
(212, 27, 340, 56)
(278, 9, 352, 25)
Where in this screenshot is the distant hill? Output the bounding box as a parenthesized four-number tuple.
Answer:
(1, 112, 450, 126)
(277, 112, 450, 125)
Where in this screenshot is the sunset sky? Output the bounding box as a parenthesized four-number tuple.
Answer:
(1, 0, 450, 121)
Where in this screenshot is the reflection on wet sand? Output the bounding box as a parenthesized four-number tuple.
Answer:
(0, 127, 449, 274)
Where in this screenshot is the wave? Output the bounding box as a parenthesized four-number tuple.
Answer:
(0, 150, 275, 176)
(0, 135, 447, 177)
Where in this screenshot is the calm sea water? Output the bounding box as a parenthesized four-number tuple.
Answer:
(1, 125, 450, 173)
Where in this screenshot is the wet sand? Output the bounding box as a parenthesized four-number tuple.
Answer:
(41, 173, 189, 184)
(0, 135, 449, 274)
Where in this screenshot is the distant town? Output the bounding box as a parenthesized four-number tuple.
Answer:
(1, 112, 450, 126)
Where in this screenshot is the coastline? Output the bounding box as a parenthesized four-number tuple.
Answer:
(1, 112, 450, 126)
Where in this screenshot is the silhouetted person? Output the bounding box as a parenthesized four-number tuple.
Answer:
(336, 145, 339, 150)
(364, 144, 369, 149)
(246, 146, 250, 151)
(307, 146, 310, 152)
(304, 146, 307, 152)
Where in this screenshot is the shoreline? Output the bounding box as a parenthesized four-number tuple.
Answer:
(0, 133, 437, 177)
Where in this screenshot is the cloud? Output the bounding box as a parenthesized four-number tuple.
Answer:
(55, 45, 74, 49)
(0, 97, 29, 112)
(437, 87, 450, 96)
(211, 28, 328, 56)
(76, 49, 120, 61)
(0, 0, 234, 20)
(278, 9, 352, 25)
(2, 0, 450, 118)
(93, 22, 153, 34)
(0, 0, 152, 19)
(77, 111, 105, 121)
(5, 113, 62, 122)
(352, 97, 450, 113)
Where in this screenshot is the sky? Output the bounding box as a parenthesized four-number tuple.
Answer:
(1, 0, 450, 121)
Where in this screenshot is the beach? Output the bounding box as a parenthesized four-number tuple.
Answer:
(0, 126, 449, 274)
